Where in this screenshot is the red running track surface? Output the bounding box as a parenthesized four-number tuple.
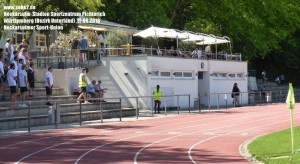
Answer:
(0, 103, 299, 164)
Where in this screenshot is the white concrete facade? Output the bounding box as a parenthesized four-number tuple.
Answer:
(81, 56, 248, 109)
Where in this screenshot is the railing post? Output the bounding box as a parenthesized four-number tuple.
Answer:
(217, 93, 219, 109)
(79, 101, 82, 126)
(198, 94, 201, 112)
(188, 94, 190, 113)
(119, 98, 122, 122)
(208, 93, 211, 111)
(164, 95, 167, 116)
(100, 98, 103, 123)
(151, 46, 152, 55)
(55, 102, 58, 129)
(28, 101, 31, 133)
(151, 97, 153, 117)
(177, 95, 179, 114)
(136, 97, 139, 119)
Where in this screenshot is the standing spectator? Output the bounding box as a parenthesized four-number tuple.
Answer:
(77, 68, 90, 104)
(44, 66, 53, 106)
(27, 62, 35, 97)
(5, 38, 14, 60)
(231, 83, 241, 107)
(18, 64, 28, 107)
(7, 63, 17, 107)
(18, 48, 28, 65)
(80, 35, 88, 61)
(16, 39, 30, 52)
(261, 70, 267, 83)
(0, 55, 5, 98)
(71, 37, 80, 59)
(10, 51, 18, 64)
(279, 74, 285, 84)
(153, 85, 163, 114)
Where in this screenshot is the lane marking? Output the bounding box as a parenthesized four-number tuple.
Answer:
(187, 117, 299, 164)
(133, 113, 300, 164)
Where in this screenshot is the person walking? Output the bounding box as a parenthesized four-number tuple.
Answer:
(231, 83, 241, 107)
(44, 66, 53, 106)
(153, 85, 163, 114)
(77, 68, 90, 104)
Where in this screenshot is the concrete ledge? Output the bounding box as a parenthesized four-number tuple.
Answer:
(0, 108, 135, 130)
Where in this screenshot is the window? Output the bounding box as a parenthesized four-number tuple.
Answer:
(160, 71, 171, 77)
(237, 73, 243, 78)
(228, 74, 236, 78)
(151, 71, 159, 77)
(12, 30, 25, 45)
(174, 71, 193, 79)
(183, 72, 192, 77)
(36, 35, 46, 47)
(174, 72, 182, 77)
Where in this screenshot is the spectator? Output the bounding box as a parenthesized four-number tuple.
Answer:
(7, 63, 17, 107)
(95, 80, 107, 101)
(18, 64, 28, 107)
(16, 39, 30, 52)
(10, 51, 18, 64)
(18, 48, 28, 65)
(87, 80, 96, 98)
(279, 74, 285, 84)
(71, 37, 80, 59)
(261, 70, 267, 83)
(5, 38, 14, 60)
(176, 47, 183, 57)
(0, 55, 4, 98)
(27, 62, 35, 97)
(231, 83, 241, 107)
(80, 35, 88, 61)
(44, 66, 53, 106)
(153, 85, 162, 114)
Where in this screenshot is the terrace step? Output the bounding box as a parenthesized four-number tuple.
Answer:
(0, 107, 135, 130)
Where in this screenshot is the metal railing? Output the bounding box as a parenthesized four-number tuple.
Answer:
(1, 89, 299, 133)
(0, 94, 191, 133)
(30, 47, 242, 69)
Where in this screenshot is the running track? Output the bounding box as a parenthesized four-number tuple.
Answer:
(0, 103, 299, 164)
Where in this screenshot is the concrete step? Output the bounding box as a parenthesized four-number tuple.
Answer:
(2, 87, 64, 97)
(0, 107, 135, 130)
(0, 101, 121, 118)
(0, 95, 78, 104)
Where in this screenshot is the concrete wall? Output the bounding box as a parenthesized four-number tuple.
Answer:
(147, 56, 202, 109)
(87, 56, 148, 108)
(35, 68, 81, 95)
(207, 60, 248, 106)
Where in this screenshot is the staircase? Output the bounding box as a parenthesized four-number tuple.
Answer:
(0, 81, 135, 130)
(253, 79, 300, 104)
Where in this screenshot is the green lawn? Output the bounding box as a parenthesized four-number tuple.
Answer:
(248, 126, 300, 164)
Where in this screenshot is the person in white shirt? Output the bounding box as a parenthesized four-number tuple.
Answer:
(0, 55, 5, 97)
(18, 64, 28, 107)
(7, 63, 17, 106)
(18, 48, 27, 65)
(5, 38, 14, 60)
(44, 66, 54, 106)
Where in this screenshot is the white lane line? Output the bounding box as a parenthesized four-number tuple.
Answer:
(187, 116, 299, 164)
(14, 109, 240, 163)
(0, 136, 59, 149)
(74, 108, 291, 164)
(133, 112, 300, 164)
(2, 111, 203, 149)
